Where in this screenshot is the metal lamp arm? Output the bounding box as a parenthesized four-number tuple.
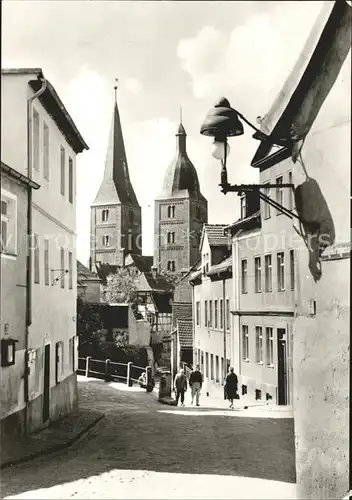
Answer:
(236, 111, 263, 135)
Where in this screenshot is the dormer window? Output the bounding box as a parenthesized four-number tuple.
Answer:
(102, 209, 109, 222)
(167, 205, 175, 218)
(102, 235, 110, 247)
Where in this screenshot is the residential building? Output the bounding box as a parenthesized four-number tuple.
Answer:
(1, 68, 88, 434)
(0, 162, 40, 436)
(241, 2, 350, 497)
(228, 187, 295, 406)
(154, 122, 208, 273)
(189, 224, 233, 398)
(90, 92, 142, 269)
(77, 260, 102, 304)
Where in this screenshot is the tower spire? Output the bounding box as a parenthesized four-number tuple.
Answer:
(180, 106, 183, 125)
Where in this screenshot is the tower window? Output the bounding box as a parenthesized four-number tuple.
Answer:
(129, 209, 134, 224)
(167, 232, 175, 244)
(167, 206, 175, 218)
(102, 209, 109, 222)
(196, 206, 201, 219)
(102, 235, 110, 247)
(167, 260, 176, 272)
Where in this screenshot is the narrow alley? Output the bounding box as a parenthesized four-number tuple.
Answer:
(0, 378, 296, 500)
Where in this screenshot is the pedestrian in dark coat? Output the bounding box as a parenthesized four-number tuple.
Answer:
(174, 369, 187, 406)
(225, 367, 238, 409)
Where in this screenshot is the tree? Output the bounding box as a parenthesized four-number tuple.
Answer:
(101, 266, 139, 304)
(76, 298, 105, 357)
(158, 269, 182, 288)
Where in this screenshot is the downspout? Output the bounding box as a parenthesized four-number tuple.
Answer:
(190, 281, 195, 367)
(24, 74, 47, 433)
(222, 277, 226, 382)
(232, 229, 242, 378)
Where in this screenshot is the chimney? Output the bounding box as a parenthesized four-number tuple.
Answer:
(151, 266, 158, 279)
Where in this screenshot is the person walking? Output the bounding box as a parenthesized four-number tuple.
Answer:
(189, 365, 203, 406)
(224, 367, 238, 409)
(174, 368, 188, 406)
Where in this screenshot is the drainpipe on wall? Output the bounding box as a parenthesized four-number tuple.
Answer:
(222, 278, 227, 382)
(24, 74, 47, 434)
(232, 230, 242, 378)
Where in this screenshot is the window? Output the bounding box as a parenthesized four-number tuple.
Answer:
(277, 252, 285, 291)
(290, 249, 295, 291)
(263, 183, 271, 219)
(242, 385, 247, 395)
(167, 205, 175, 218)
(43, 122, 49, 180)
(241, 259, 248, 294)
(167, 232, 175, 244)
(33, 108, 40, 171)
(60, 248, 65, 288)
(288, 172, 293, 210)
(68, 251, 73, 289)
(266, 327, 274, 366)
(276, 176, 283, 214)
(219, 299, 223, 330)
(68, 157, 73, 203)
(264, 255, 272, 292)
(34, 234, 40, 283)
(167, 260, 175, 272)
(226, 299, 230, 331)
(196, 206, 201, 219)
(204, 300, 208, 326)
(1, 193, 17, 256)
(1, 204, 7, 252)
(205, 352, 209, 377)
(209, 300, 213, 327)
(102, 235, 110, 247)
(60, 146, 65, 195)
(196, 301, 200, 326)
(255, 326, 263, 363)
(240, 195, 246, 219)
(129, 209, 134, 224)
(102, 209, 109, 222)
(44, 239, 49, 286)
(254, 257, 262, 293)
(255, 389, 262, 400)
(215, 355, 219, 383)
(221, 357, 224, 381)
(55, 341, 64, 383)
(214, 300, 218, 329)
(242, 325, 249, 360)
(210, 354, 214, 380)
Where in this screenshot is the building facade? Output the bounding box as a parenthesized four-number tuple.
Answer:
(1, 68, 88, 434)
(90, 96, 142, 269)
(154, 123, 208, 273)
(0, 162, 40, 436)
(190, 224, 233, 398)
(242, 2, 350, 497)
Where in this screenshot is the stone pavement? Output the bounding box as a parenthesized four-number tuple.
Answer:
(0, 408, 104, 470)
(1, 376, 297, 500)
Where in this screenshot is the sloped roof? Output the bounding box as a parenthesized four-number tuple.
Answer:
(144, 272, 173, 293)
(152, 293, 172, 314)
(172, 302, 193, 328)
(204, 224, 229, 247)
(126, 253, 153, 274)
(95, 263, 118, 285)
(207, 256, 232, 277)
(77, 260, 101, 282)
(226, 211, 261, 235)
(177, 319, 193, 349)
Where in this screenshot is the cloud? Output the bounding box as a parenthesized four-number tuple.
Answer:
(123, 78, 142, 95)
(177, 2, 325, 118)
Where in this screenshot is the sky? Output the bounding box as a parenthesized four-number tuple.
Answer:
(2, 0, 326, 266)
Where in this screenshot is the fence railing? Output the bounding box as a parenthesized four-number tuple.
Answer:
(78, 356, 152, 389)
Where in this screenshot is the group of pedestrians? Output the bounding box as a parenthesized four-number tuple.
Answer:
(173, 364, 239, 409)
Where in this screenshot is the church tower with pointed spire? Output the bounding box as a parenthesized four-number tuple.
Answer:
(154, 120, 208, 273)
(90, 83, 142, 269)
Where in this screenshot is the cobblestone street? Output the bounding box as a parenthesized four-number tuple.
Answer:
(1, 378, 296, 499)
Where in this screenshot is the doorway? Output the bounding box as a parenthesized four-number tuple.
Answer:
(43, 344, 50, 423)
(277, 328, 288, 405)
